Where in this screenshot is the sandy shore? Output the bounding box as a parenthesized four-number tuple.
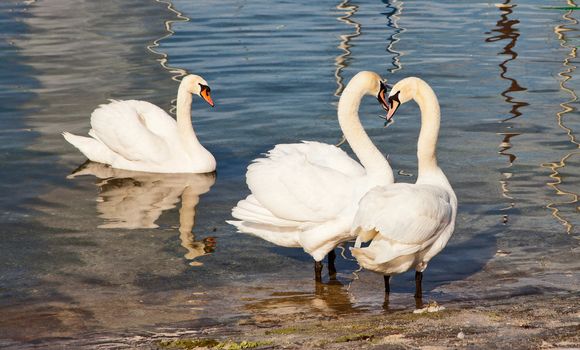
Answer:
(128, 292, 580, 349)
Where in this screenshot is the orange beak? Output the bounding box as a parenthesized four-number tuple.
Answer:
(201, 88, 214, 107)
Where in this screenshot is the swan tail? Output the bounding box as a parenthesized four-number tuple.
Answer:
(62, 132, 115, 165)
(350, 236, 424, 274)
(231, 195, 300, 227)
(226, 220, 302, 248)
(350, 246, 378, 270)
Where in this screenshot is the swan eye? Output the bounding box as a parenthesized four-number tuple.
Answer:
(377, 82, 389, 111)
(388, 91, 401, 105)
(198, 84, 214, 107)
(199, 83, 211, 93)
(385, 91, 401, 121)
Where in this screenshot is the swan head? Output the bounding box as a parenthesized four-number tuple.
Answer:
(181, 74, 214, 107)
(385, 77, 422, 121)
(347, 71, 390, 113)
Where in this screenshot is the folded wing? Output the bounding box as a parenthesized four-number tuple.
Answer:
(245, 141, 365, 223)
(352, 183, 453, 263)
(90, 100, 174, 164)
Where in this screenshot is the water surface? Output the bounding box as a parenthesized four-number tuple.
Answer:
(0, 0, 578, 347)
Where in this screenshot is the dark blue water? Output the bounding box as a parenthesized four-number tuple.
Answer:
(0, 0, 578, 347)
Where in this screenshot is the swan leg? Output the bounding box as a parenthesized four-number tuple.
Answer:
(414, 272, 424, 308)
(415, 271, 423, 308)
(314, 261, 323, 282)
(384, 275, 391, 294)
(327, 249, 337, 279)
(414, 271, 423, 298)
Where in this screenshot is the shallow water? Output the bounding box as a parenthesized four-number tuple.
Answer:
(0, 0, 578, 347)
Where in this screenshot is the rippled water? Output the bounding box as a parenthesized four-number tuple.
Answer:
(0, 0, 578, 347)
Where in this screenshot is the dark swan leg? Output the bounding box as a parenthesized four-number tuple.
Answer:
(314, 261, 323, 282)
(414, 271, 423, 297)
(414, 271, 423, 309)
(384, 275, 391, 294)
(327, 249, 337, 279)
(382, 275, 391, 310)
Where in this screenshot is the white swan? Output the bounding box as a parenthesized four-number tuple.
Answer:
(227, 71, 393, 281)
(350, 77, 457, 300)
(63, 74, 216, 173)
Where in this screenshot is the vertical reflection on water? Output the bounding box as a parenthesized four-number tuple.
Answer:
(334, 0, 361, 96)
(69, 162, 217, 266)
(485, 2, 529, 123)
(147, 0, 190, 115)
(148, 0, 189, 82)
(333, 0, 361, 147)
(382, 0, 404, 73)
(179, 184, 217, 266)
(543, 2, 580, 235)
(484, 1, 529, 225)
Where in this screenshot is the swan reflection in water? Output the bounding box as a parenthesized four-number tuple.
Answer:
(69, 161, 216, 266)
(245, 278, 362, 317)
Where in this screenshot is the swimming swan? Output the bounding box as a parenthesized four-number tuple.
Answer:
(350, 77, 457, 301)
(228, 71, 393, 282)
(63, 74, 216, 173)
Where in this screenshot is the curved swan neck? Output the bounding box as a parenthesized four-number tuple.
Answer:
(412, 79, 440, 177)
(176, 85, 204, 151)
(176, 86, 198, 141)
(338, 79, 392, 180)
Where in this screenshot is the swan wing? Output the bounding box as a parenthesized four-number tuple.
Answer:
(292, 141, 366, 177)
(90, 100, 173, 163)
(246, 142, 365, 222)
(353, 183, 452, 245)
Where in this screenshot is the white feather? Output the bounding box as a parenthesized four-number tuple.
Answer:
(63, 75, 216, 173)
(228, 71, 394, 262)
(350, 77, 458, 277)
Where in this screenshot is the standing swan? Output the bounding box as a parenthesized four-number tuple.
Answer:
(63, 74, 216, 173)
(350, 77, 457, 303)
(227, 71, 393, 282)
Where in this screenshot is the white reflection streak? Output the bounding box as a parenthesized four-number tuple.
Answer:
(334, 0, 361, 97)
(543, 1, 580, 235)
(384, 0, 404, 73)
(148, 0, 191, 114)
(148, 0, 190, 81)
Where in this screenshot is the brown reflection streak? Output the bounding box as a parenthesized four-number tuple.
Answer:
(543, 1, 580, 235)
(485, 1, 529, 224)
(334, 0, 361, 96)
(244, 280, 361, 316)
(485, 2, 529, 123)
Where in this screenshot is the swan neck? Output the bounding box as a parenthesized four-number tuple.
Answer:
(176, 86, 202, 149)
(414, 81, 440, 177)
(338, 84, 392, 180)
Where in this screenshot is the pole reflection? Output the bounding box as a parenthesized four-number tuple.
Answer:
(543, 1, 580, 235)
(148, 0, 189, 82)
(485, 1, 529, 225)
(334, 0, 361, 97)
(382, 0, 404, 73)
(148, 0, 190, 114)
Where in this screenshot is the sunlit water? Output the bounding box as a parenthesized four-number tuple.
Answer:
(0, 0, 578, 347)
